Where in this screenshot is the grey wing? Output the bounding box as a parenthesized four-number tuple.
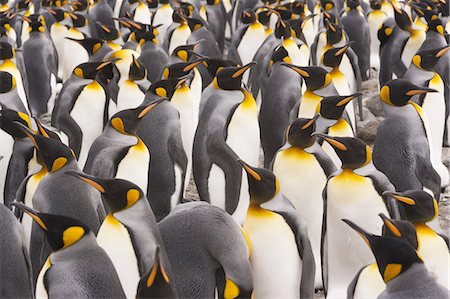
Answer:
(347, 266, 366, 299)
(311, 144, 338, 177)
(321, 177, 332, 294)
(260, 194, 315, 298)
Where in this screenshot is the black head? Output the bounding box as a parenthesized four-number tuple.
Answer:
(148, 76, 190, 99)
(136, 247, 177, 298)
(370, 0, 382, 10)
(238, 160, 279, 205)
(214, 63, 255, 90)
(73, 60, 117, 80)
(0, 109, 33, 138)
(66, 172, 145, 213)
(412, 45, 450, 71)
(322, 43, 350, 68)
(162, 59, 204, 79)
(202, 58, 236, 77)
(241, 9, 257, 24)
(172, 9, 188, 24)
(410, 2, 438, 21)
(379, 213, 418, 250)
(426, 17, 446, 35)
(0, 41, 14, 59)
(291, 1, 306, 15)
(380, 79, 437, 106)
(67, 37, 104, 56)
(343, 219, 423, 283)
(171, 43, 198, 62)
(325, 21, 344, 45)
(187, 17, 205, 32)
(71, 0, 89, 11)
(12, 203, 90, 251)
(318, 93, 361, 120)
(382, 190, 438, 223)
(48, 8, 66, 22)
(281, 64, 332, 90)
(322, 10, 339, 26)
(0, 71, 15, 93)
(178, 2, 195, 16)
(269, 45, 291, 67)
(274, 17, 292, 39)
(393, 6, 413, 32)
(129, 55, 147, 81)
(315, 134, 371, 169)
(286, 116, 319, 148)
(24, 14, 46, 33)
(96, 21, 119, 40)
(69, 12, 87, 28)
(109, 101, 164, 134)
(377, 21, 395, 46)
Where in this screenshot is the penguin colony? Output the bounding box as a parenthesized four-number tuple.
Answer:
(0, 0, 449, 297)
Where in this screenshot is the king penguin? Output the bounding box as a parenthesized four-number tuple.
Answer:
(158, 201, 253, 298)
(343, 218, 450, 299)
(67, 172, 174, 298)
(240, 160, 316, 297)
(383, 190, 450, 289)
(367, 0, 387, 71)
(84, 102, 164, 195)
(316, 134, 395, 298)
(163, 10, 192, 55)
(403, 46, 450, 187)
(373, 79, 441, 198)
(272, 117, 336, 289)
(13, 203, 126, 298)
(193, 63, 259, 225)
(52, 60, 116, 168)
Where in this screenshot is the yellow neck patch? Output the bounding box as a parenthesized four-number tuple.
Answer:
(62, 226, 85, 248)
(224, 278, 240, 299)
(383, 263, 402, 283)
(51, 157, 67, 172)
(126, 189, 140, 208)
(111, 117, 126, 134)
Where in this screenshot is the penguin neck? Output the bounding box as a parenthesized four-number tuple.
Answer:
(384, 263, 430, 292)
(49, 158, 78, 174)
(384, 104, 418, 118)
(50, 232, 95, 262)
(410, 64, 434, 80)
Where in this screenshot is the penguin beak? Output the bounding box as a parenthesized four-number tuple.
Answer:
(35, 120, 50, 138)
(341, 218, 373, 248)
(237, 159, 262, 181)
(382, 191, 416, 205)
(405, 87, 437, 96)
(301, 14, 316, 29)
(138, 98, 166, 118)
(12, 202, 48, 231)
(97, 22, 111, 33)
(335, 43, 352, 56)
(96, 58, 120, 71)
(182, 59, 204, 72)
(114, 17, 131, 28)
(281, 63, 310, 77)
(312, 133, 348, 151)
(301, 114, 319, 129)
(232, 62, 256, 78)
(379, 213, 402, 238)
(336, 93, 362, 107)
(65, 171, 106, 193)
(14, 121, 39, 149)
(436, 46, 450, 58)
(175, 74, 194, 88)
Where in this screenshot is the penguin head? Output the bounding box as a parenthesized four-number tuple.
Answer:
(96, 21, 119, 40)
(12, 203, 90, 251)
(109, 100, 165, 134)
(322, 10, 339, 27)
(202, 58, 236, 77)
(426, 17, 446, 35)
(317, 93, 361, 120)
(410, 2, 438, 21)
(0, 70, 16, 93)
(66, 37, 104, 56)
(138, 29, 159, 45)
(24, 14, 46, 33)
(0, 41, 14, 59)
(48, 8, 68, 23)
(274, 18, 292, 39)
(393, 6, 413, 32)
(314, 134, 372, 169)
(256, 9, 272, 27)
(148, 76, 191, 99)
(70, 0, 89, 11)
(128, 54, 147, 81)
(380, 79, 437, 106)
(137, 246, 177, 298)
(343, 218, 423, 283)
(291, 1, 306, 16)
(172, 9, 188, 24)
(241, 9, 257, 24)
(412, 45, 450, 71)
(320, 0, 336, 11)
(73, 59, 117, 80)
(370, 0, 382, 10)
(346, 0, 360, 10)
(377, 21, 395, 46)
(382, 190, 438, 223)
(171, 43, 198, 62)
(178, 2, 196, 16)
(213, 63, 256, 90)
(325, 21, 344, 45)
(187, 17, 205, 32)
(269, 45, 291, 69)
(69, 12, 87, 28)
(379, 213, 419, 250)
(286, 116, 319, 148)
(18, 127, 74, 172)
(66, 172, 146, 213)
(162, 59, 204, 79)
(281, 64, 332, 90)
(322, 43, 351, 68)
(0, 109, 33, 139)
(238, 160, 279, 204)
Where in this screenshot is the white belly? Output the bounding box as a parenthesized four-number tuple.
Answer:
(208, 164, 226, 210)
(273, 148, 326, 288)
(191, 69, 202, 126)
(134, 3, 151, 23)
(244, 209, 302, 298)
(36, 258, 50, 298)
(171, 164, 182, 209)
(237, 24, 266, 82)
(70, 82, 106, 168)
(63, 31, 87, 82)
(0, 131, 13, 204)
(326, 171, 388, 298)
(298, 91, 321, 118)
(302, 19, 315, 48)
(284, 39, 308, 67)
(353, 264, 385, 299)
(168, 24, 191, 55)
(422, 75, 449, 186)
(116, 81, 145, 112)
(97, 215, 140, 298)
(401, 32, 426, 68)
(116, 139, 150, 194)
(23, 169, 46, 249)
(323, 119, 355, 169)
(332, 70, 356, 129)
(51, 24, 69, 78)
(368, 12, 387, 71)
(153, 5, 173, 44)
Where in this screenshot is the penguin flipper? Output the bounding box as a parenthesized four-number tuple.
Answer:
(346, 266, 366, 299)
(346, 48, 363, 120)
(56, 115, 83, 159)
(261, 195, 316, 298)
(321, 179, 331, 294)
(415, 155, 441, 199)
(167, 129, 188, 205)
(289, 101, 301, 123)
(310, 144, 338, 177)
